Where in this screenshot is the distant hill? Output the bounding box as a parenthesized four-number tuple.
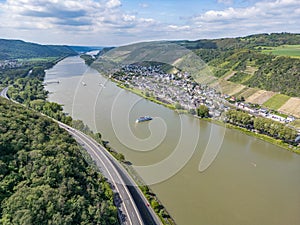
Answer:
(97, 34, 299, 97)
(69, 46, 104, 53)
(0, 39, 77, 60)
(96, 33, 300, 116)
(172, 33, 300, 97)
(173, 32, 300, 50)
(183, 33, 300, 116)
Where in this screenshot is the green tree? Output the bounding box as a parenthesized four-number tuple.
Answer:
(0, 98, 118, 224)
(175, 103, 182, 110)
(197, 105, 209, 118)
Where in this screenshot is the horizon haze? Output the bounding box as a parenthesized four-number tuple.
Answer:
(0, 0, 299, 46)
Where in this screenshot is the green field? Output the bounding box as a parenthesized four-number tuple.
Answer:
(290, 119, 300, 129)
(261, 45, 300, 58)
(19, 57, 59, 62)
(262, 94, 290, 110)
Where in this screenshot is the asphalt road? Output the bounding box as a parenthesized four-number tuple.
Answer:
(1, 85, 162, 225)
(0, 87, 9, 99)
(58, 122, 162, 225)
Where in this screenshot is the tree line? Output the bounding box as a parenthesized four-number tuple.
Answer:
(226, 109, 297, 143)
(7, 68, 127, 163)
(0, 98, 118, 224)
(0, 39, 76, 60)
(1, 56, 124, 224)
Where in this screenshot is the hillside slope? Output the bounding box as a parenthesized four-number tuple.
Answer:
(0, 98, 118, 224)
(175, 32, 300, 50)
(178, 33, 300, 116)
(0, 39, 77, 59)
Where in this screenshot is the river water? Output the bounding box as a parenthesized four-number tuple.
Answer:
(45, 56, 300, 225)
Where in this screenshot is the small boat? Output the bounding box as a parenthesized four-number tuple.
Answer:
(136, 116, 152, 123)
(82, 82, 87, 86)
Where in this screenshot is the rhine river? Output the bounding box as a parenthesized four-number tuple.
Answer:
(45, 56, 300, 225)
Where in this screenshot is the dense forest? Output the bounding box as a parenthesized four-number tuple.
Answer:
(0, 42, 122, 224)
(244, 56, 300, 97)
(4, 54, 127, 163)
(0, 98, 118, 224)
(0, 60, 56, 88)
(205, 49, 300, 97)
(4, 60, 73, 126)
(0, 39, 77, 60)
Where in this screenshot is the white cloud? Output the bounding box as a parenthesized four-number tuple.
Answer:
(106, 0, 121, 8)
(197, 0, 299, 22)
(122, 14, 136, 22)
(0, 0, 142, 44)
(168, 25, 191, 31)
(0, 0, 103, 30)
(0, 0, 147, 33)
(192, 0, 300, 37)
(0, 0, 298, 45)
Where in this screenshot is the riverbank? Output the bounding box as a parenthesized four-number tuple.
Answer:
(207, 119, 300, 154)
(39, 56, 177, 225)
(109, 78, 300, 154)
(121, 160, 177, 225)
(114, 79, 175, 110)
(44, 55, 300, 225)
(6, 57, 168, 225)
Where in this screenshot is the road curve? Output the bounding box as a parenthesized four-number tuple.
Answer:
(2, 85, 162, 225)
(58, 122, 162, 225)
(0, 87, 9, 99)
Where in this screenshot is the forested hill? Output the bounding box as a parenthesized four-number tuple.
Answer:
(0, 39, 77, 59)
(97, 33, 299, 98)
(174, 32, 300, 50)
(174, 33, 300, 98)
(0, 98, 118, 224)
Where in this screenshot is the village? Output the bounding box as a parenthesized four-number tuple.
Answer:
(114, 63, 297, 125)
(115, 64, 228, 118)
(0, 59, 22, 69)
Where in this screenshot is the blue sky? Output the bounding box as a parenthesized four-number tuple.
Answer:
(0, 0, 298, 46)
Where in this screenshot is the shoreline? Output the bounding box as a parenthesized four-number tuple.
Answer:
(110, 78, 177, 225)
(109, 78, 300, 154)
(43, 57, 177, 225)
(209, 119, 300, 154)
(7, 56, 171, 225)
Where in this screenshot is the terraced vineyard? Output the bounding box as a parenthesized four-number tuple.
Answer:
(182, 34, 300, 117)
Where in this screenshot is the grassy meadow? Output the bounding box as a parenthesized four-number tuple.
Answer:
(263, 94, 291, 110)
(261, 45, 300, 58)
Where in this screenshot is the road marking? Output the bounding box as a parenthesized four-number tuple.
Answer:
(63, 127, 134, 225)
(82, 134, 144, 224)
(3, 92, 146, 225)
(71, 128, 144, 225)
